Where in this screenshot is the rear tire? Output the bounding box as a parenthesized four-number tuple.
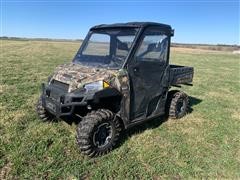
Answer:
(168, 91, 189, 119)
(36, 97, 55, 122)
(76, 109, 122, 157)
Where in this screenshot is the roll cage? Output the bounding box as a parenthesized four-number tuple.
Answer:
(73, 22, 174, 69)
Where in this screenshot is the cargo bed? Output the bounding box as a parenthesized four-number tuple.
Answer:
(169, 65, 194, 85)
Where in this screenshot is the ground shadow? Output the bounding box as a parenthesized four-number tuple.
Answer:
(116, 96, 202, 148)
(62, 115, 82, 125)
(188, 96, 202, 113)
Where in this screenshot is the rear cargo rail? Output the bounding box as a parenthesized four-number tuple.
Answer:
(169, 65, 194, 85)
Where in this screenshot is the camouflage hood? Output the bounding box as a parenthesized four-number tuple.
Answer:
(51, 63, 117, 92)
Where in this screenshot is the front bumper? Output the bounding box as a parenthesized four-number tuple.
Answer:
(41, 83, 93, 117)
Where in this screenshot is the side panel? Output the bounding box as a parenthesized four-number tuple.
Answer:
(126, 26, 171, 121)
(128, 61, 167, 119)
(109, 69, 131, 125)
(169, 65, 194, 85)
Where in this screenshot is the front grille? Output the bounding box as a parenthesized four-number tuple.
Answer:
(51, 80, 69, 92)
(50, 91, 61, 101)
(48, 80, 69, 101)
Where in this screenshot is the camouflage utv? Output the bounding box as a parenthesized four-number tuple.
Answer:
(37, 22, 194, 157)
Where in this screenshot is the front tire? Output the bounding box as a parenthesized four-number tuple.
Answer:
(36, 97, 55, 122)
(76, 109, 122, 157)
(168, 91, 189, 119)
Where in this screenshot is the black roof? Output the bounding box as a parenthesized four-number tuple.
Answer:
(90, 22, 172, 30)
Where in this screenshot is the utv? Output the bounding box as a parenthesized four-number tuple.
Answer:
(37, 22, 194, 157)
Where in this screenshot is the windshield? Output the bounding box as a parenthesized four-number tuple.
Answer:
(74, 28, 139, 69)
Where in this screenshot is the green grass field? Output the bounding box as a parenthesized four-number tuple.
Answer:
(1, 40, 240, 179)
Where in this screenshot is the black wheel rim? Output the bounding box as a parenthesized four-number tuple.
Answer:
(93, 122, 113, 148)
(176, 99, 186, 116)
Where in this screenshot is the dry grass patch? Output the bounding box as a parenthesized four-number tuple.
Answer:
(0, 162, 13, 180)
(171, 47, 230, 54)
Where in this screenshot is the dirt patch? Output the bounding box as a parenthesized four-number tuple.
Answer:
(232, 50, 240, 54)
(231, 111, 240, 121)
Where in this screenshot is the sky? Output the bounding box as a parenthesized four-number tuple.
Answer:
(1, 0, 239, 45)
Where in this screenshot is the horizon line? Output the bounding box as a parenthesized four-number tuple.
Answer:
(1, 36, 239, 46)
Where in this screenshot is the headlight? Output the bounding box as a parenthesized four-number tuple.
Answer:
(84, 80, 110, 91)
